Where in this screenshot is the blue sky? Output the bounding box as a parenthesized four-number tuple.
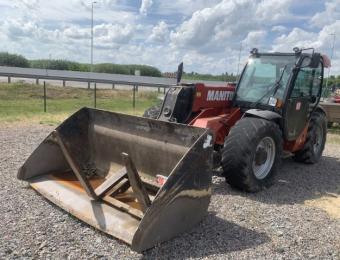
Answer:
(0, 0, 339, 74)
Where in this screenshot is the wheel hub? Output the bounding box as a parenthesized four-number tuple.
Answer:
(255, 147, 268, 165)
(313, 125, 322, 155)
(252, 137, 276, 180)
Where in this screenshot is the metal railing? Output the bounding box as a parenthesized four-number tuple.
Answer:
(0, 66, 229, 108)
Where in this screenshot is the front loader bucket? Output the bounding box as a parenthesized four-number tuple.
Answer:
(18, 107, 213, 252)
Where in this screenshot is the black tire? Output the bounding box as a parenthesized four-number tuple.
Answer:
(221, 117, 282, 192)
(293, 112, 327, 164)
(143, 103, 161, 119)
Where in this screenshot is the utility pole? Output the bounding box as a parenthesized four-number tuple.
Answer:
(47, 53, 51, 75)
(89, 1, 97, 89)
(325, 33, 336, 97)
(236, 43, 242, 81)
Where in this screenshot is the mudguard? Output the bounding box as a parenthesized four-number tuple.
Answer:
(244, 109, 282, 121)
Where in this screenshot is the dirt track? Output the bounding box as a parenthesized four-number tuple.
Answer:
(0, 124, 339, 259)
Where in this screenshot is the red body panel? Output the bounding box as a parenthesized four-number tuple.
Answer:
(284, 124, 308, 152)
(191, 83, 236, 112)
(187, 83, 305, 151)
(191, 108, 241, 145)
(187, 83, 240, 145)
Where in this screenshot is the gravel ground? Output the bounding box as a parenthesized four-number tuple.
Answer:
(0, 123, 339, 260)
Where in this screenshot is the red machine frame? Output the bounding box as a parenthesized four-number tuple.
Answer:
(184, 83, 307, 151)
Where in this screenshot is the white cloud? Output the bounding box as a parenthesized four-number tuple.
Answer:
(140, 0, 153, 16)
(271, 25, 287, 33)
(255, 0, 293, 22)
(2, 18, 60, 42)
(272, 28, 317, 51)
(272, 21, 340, 52)
(63, 26, 89, 40)
(0, 0, 339, 75)
(16, 0, 40, 9)
(6, 0, 39, 11)
(310, 0, 340, 27)
(94, 23, 134, 45)
(181, 50, 236, 74)
(147, 21, 169, 43)
(242, 30, 267, 47)
(4, 1, 136, 26)
(169, 0, 294, 51)
(170, 0, 258, 50)
(272, 20, 340, 73)
(156, 0, 221, 16)
(1, 17, 134, 45)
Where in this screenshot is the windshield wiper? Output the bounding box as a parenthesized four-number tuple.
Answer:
(252, 65, 287, 108)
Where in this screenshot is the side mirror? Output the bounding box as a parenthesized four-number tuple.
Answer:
(309, 53, 320, 68)
(176, 62, 183, 85)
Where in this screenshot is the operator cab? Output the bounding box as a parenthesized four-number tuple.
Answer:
(235, 47, 329, 141)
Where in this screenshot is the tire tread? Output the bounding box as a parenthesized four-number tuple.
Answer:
(221, 117, 282, 192)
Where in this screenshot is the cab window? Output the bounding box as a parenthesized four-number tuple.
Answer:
(291, 58, 322, 99)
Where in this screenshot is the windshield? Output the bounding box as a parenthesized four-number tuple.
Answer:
(236, 55, 297, 105)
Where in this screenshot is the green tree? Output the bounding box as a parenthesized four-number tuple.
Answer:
(30, 59, 84, 71)
(93, 63, 130, 74)
(0, 52, 30, 67)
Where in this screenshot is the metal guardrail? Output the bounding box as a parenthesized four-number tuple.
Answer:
(0, 66, 174, 87)
(0, 66, 228, 88)
(0, 66, 231, 110)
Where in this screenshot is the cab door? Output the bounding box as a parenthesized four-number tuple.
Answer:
(283, 59, 322, 141)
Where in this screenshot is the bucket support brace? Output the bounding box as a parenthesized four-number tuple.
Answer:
(53, 130, 151, 216)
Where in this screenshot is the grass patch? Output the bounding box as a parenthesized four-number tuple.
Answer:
(0, 82, 159, 125)
(327, 123, 340, 142)
(327, 133, 340, 145)
(328, 123, 340, 134)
